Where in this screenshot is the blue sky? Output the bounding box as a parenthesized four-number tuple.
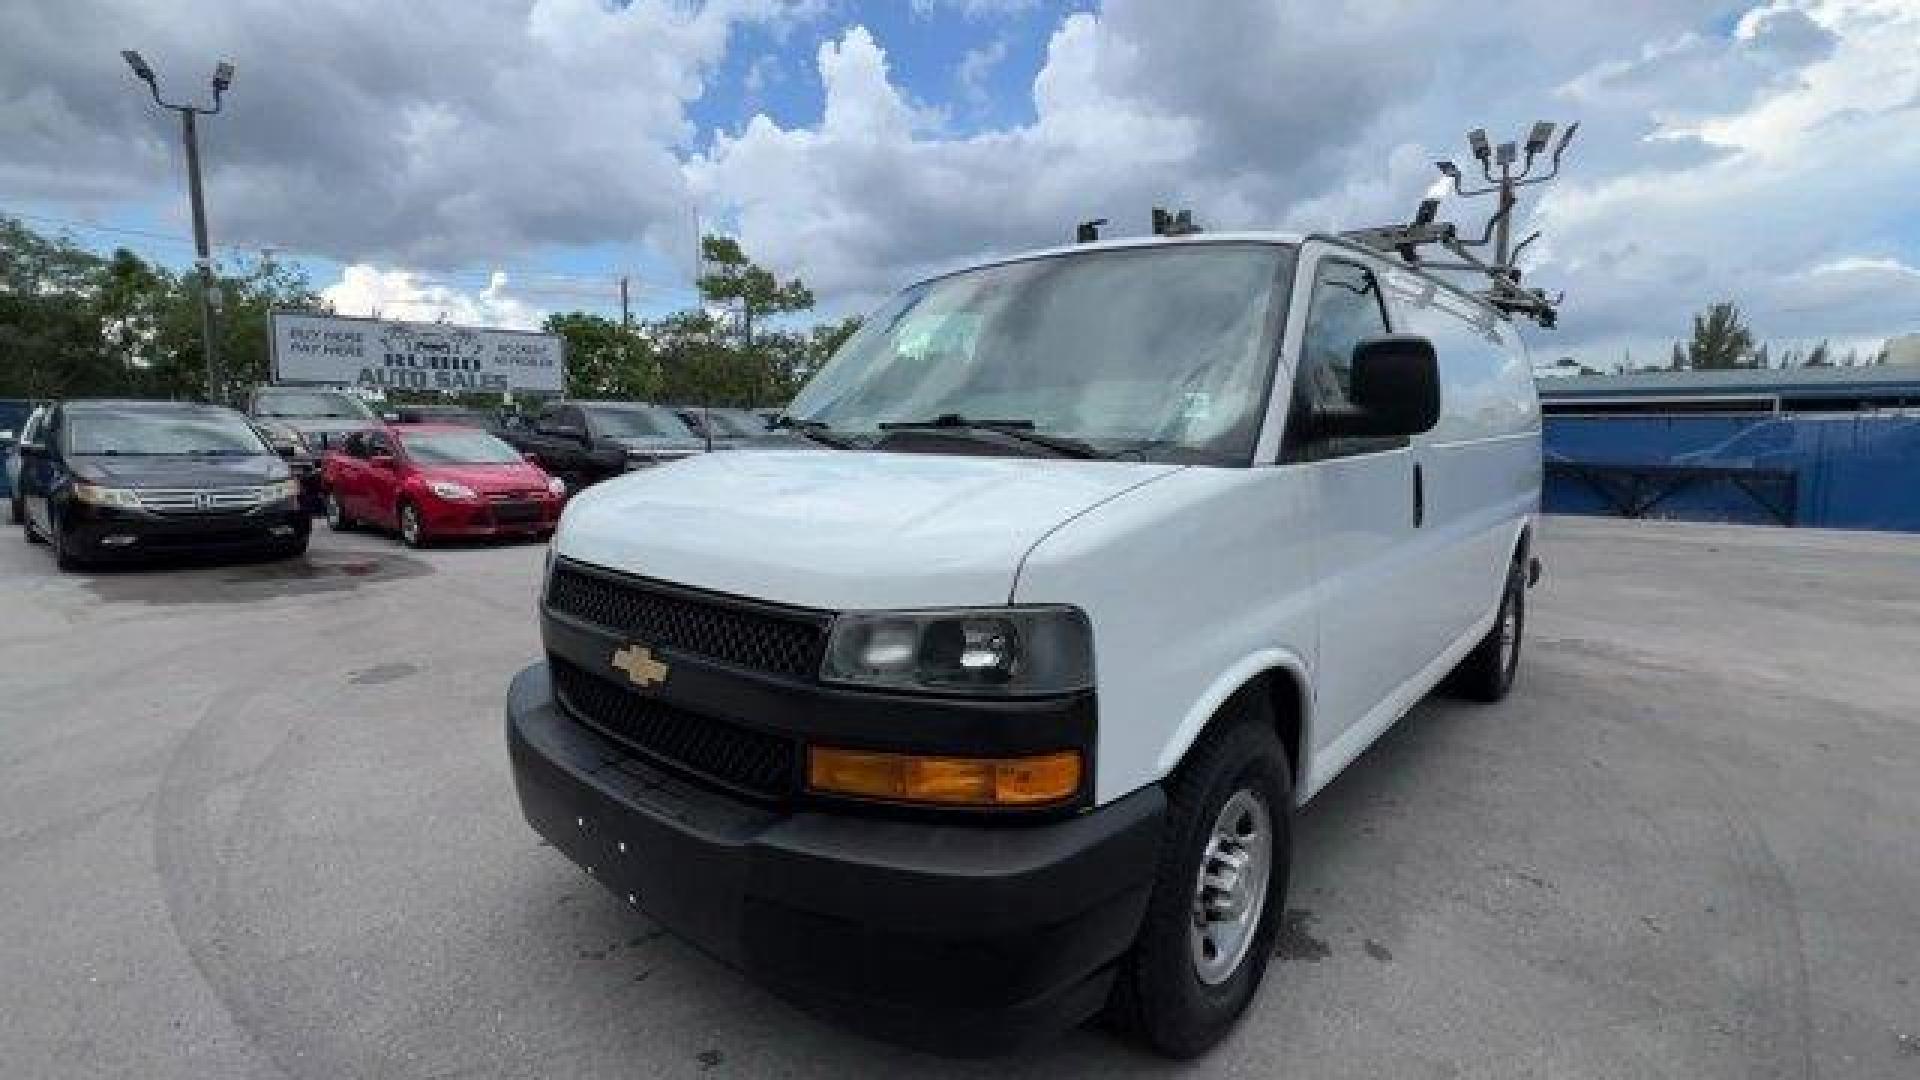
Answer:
(3, 0, 1917, 366)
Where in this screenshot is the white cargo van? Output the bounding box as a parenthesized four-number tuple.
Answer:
(507, 232, 1541, 1057)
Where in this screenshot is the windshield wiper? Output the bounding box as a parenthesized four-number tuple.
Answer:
(878, 414, 1110, 460)
(770, 415, 858, 449)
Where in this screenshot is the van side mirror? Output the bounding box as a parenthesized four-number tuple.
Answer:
(1309, 335, 1441, 441)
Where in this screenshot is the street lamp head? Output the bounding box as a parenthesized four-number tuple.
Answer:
(1495, 141, 1517, 166)
(1435, 160, 1460, 180)
(1467, 127, 1491, 162)
(1553, 120, 1580, 161)
(1525, 121, 1555, 156)
(212, 61, 234, 93)
(121, 49, 155, 82)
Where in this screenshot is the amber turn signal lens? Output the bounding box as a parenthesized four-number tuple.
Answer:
(806, 748, 1081, 807)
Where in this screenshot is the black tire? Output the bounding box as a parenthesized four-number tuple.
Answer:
(1446, 553, 1527, 702)
(272, 533, 311, 560)
(398, 501, 428, 548)
(1108, 707, 1292, 1058)
(50, 510, 88, 572)
(324, 491, 353, 531)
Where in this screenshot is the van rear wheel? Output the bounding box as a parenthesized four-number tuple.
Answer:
(1108, 708, 1291, 1058)
(1446, 554, 1526, 702)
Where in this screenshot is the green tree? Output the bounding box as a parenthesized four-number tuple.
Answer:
(1686, 302, 1757, 370)
(545, 311, 657, 399)
(0, 219, 115, 398)
(697, 234, 814, 350)
(650, 308, 752, 405)
(1804, 340, 1832, 368)
(1, 218, 323, 402)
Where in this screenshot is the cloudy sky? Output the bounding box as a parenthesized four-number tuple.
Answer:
(3, 0, 1917, 367)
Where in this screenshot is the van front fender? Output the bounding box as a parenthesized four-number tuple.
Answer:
(1151, 648, 1312, 801)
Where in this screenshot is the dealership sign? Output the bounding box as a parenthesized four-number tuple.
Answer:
(269, 311, 565, 394)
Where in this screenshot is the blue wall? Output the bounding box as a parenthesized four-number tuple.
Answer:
(1544, 414, 1920, 531)
(0, 399, 34, 502)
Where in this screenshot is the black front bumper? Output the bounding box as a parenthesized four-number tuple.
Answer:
(63, 499, 309, 558)
(507, 662, 1164, 1053)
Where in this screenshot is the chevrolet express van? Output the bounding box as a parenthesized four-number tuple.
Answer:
(507, 233, 1541, 1057)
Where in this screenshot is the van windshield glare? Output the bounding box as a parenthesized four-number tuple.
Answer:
(787, 243, 1295, 464)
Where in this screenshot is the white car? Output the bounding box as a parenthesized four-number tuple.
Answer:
(507, 232, 1542, 1057)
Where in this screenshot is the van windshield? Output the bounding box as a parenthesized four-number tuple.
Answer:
(786, 243, 1294, 464)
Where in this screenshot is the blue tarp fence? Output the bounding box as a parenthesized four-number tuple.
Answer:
(0, 399, 36, 502)
(1544, 413, 1920, 532)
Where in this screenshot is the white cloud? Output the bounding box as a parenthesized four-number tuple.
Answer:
(8, 0, 1917, 364)
(957, 37, 1009, 106)
(693, 0, 1920, 362)
(321, 266, 548, 330)
(0, 0, 817, 266)
(910, 0, 1039, 18)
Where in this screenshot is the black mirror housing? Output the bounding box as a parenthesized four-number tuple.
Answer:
(1311, 335, 1441, 441)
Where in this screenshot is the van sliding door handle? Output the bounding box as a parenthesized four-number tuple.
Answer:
(1412, 462, 1425, 528)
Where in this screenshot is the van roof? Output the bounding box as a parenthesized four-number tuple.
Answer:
(907, 230, 1508, 322)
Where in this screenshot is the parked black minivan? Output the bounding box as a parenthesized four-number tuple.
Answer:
(15, 400, 310, 571)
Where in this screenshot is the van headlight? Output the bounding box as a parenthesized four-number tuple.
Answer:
(259, 479, 301, 502)
(822, 606, 1093, 696)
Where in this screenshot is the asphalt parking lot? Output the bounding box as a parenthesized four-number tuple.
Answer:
(3, 515, 1917, 1079)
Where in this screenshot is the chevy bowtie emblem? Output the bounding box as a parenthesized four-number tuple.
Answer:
(610, 644, 669, 689)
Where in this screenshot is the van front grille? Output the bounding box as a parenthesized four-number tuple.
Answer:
(545, 560, 827, 681)
(550, 657, 797, 800)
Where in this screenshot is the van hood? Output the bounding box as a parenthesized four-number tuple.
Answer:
(556, 448, 1181, 610)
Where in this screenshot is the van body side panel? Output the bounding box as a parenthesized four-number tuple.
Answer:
(1011, 467, 1321, 805)
(1388, 269, 1543, 653)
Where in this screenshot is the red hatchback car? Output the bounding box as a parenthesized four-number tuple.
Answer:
(322, 424, 564, 546)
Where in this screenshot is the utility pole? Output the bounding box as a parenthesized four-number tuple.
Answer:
(123, 50, 234, 404)
(619, 276, 631, 329)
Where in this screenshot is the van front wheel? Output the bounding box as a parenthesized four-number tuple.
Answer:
(1109, 712, 1291, 1058)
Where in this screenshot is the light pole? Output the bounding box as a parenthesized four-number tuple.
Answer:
(1434, 120, 1578, 273)
(1343, 120, 1577, 327)
(122, 50, 234, 404)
